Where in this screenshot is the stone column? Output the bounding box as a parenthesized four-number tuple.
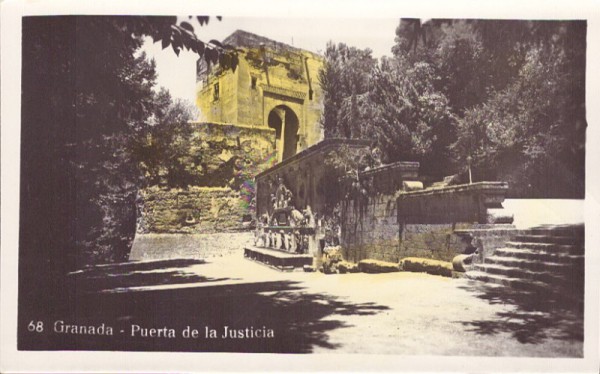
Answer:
(273, 108, 286, 163)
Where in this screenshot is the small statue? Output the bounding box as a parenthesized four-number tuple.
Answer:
(371, 146, 383, 167)
(284, 189, 294, 208)
(304, 205, 316, 228)
(271, 193, 277, 211)
(290, 230, 298, 252)
(290, 209, 305, 227)
(277, 230, 285, 249)
(254, 222, 266, 247)
(295, 232, 304, 253)
(283, 231, 292, 251)
(274, 176, 293, 209)
(300, 235, 309, 254)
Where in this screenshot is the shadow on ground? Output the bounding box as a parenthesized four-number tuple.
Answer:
(23, 258, 389, 353)
(457, 281, 583, 348)
(67, 258, 231, 294)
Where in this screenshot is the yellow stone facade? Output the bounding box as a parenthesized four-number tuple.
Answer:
(196, 30, 324, 162)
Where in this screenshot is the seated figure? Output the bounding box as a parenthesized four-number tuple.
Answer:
(273, 176, 294, 209)
(290, 209, 305, 227)
(304, 205, 316, 228)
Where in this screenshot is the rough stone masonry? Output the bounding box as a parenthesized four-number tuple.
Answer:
(138, 30, 326, 234)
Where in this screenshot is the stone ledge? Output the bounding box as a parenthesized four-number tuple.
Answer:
(260, 84, 307, 100)
(397, 181, 509, 198)
(399, 257, 454, 277)
(358, 259, 400, 273)
(255, 138, 371, 178)
(360, 161, 420, 177)
(189, 121, 276, 132)
(337, 261, 360, 273)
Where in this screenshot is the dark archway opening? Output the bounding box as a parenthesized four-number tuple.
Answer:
(268, 105, 299, 161)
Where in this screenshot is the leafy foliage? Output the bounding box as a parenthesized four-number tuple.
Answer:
(319, 42, 455, 177)
(318, 42, 377, 138)
(453, 40, 586, 197)
(320, 19, 586, 197)
(369, 57, 455, 175)
(130, 88, 199, 187)
(21, 15, 237, 275)
(123, 16, 239, 70)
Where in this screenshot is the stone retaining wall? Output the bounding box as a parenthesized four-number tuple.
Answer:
(397, 182, 512, 224)
(454, 226, 520, 264)
(188, 122, 277, 187)
(399, 223, 477, 262)
(341, 193, 399, 263)
(396, 182, 514, 261)
(341, 182, 514, 263)
(137, 186, 249, 234)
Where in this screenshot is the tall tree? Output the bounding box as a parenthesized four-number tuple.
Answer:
(131, 88, 200, 187)
(369, 57, 455, 174)
(319, 41, 455, 177)
(452, 27, 586, 197)
(321, 19, 586, 195)
(318, 42, 377, 138)
(19, 16, 237, 341)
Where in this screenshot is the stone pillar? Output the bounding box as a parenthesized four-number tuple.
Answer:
(308, 233, 320, 268)
(273, 108, 286, 163)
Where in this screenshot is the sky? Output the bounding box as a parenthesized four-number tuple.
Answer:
(140, 17, 400, 103)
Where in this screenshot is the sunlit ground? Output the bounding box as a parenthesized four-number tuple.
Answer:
(44, 230, 584, 356)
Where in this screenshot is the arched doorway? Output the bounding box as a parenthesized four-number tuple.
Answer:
(268, 105, 299, 162)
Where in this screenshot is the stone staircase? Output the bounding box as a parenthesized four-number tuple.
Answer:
(467, 224, 584, 299)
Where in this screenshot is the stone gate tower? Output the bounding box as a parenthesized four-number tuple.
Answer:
(196, 30, 324, 162)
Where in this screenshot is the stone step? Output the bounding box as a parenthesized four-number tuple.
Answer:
(466, 271, 551, 293)
(484, 255, 573, 273)
(243, 246, 313, 271)
(466, 224, 584, 298)
(494, 247, 584, 263)
(468, 224, 584, 299)
(505, 241, 583, 255)
(473, 264, 582, 287)
(466, 270, 583, 305)
(514, 234, 583, 246)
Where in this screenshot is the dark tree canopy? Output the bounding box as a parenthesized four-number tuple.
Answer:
(320, 19, 586, 198)
(19, 16, 234, 332)
(318, 42, 377, 139)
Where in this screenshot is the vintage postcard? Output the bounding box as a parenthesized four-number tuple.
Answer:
(1, 0, 599, 372)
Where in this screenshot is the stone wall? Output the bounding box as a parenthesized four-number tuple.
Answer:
(397, 182, 513, 224)
(136, 122, 278, 235)
(137, 122, 277, 233)
(188, 121, 276, 188)
(340, 200, 476, 263)
(137, 186, 250, 234)
(341, 181, 515, 263)
(255, 139, 371, 219)
(341, 193, 400, 263)
(454, 226, 520, 264)
(397, 223, 478, 262)
(396, 182, 513, 262)
(340, 162, 423, 263)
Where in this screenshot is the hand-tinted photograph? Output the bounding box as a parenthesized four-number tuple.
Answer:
(18, 15, 586, 357)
